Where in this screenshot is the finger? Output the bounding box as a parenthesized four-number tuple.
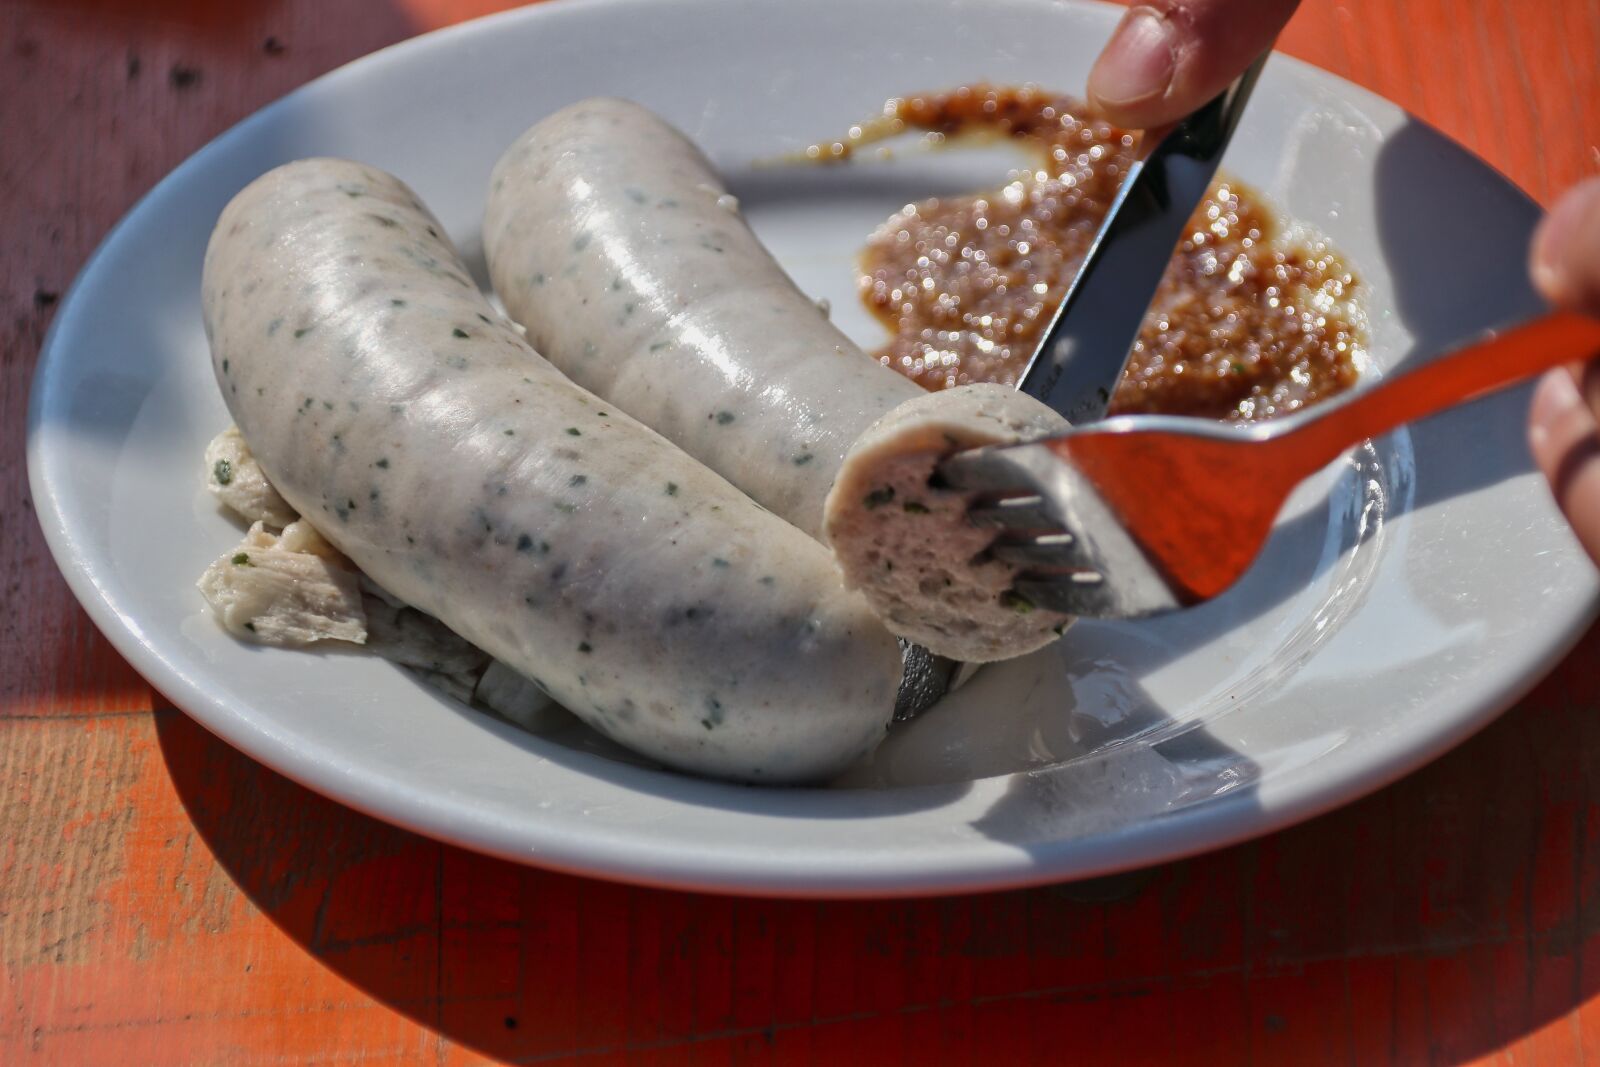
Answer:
(1087, 0, 1299, 130)
(1529, 367, 1600, 566)
(1530, 177, 1600, 318)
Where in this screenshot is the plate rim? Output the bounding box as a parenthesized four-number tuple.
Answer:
(26, 0, 1597, 897)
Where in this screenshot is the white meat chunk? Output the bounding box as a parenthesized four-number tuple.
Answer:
(199, 436, 566, 730)
(197, 521, 366, 646)
(204, 426, 297, 528)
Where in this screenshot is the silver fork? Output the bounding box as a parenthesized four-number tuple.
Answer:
(939, 312, 1600, 619)
(892, 51, 1269, 713)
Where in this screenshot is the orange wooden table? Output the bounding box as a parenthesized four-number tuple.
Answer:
(5, 1, 1600, 1063)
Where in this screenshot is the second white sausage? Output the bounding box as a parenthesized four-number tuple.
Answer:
(485, 99, 1072, 661)
(484, 97, 922, 537)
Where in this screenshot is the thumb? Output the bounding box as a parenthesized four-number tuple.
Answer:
(1529, 367, 1600, 567)
(1087, 1, 1299, 130)
(1531, 177, 1600, 318)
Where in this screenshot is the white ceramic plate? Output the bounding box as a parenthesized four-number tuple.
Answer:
(28, 0, 1597, 897)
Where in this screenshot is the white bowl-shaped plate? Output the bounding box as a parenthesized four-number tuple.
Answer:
(28, 0, 1597, 897)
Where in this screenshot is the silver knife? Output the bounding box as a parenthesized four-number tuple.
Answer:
(1016, 52, 1271, 423)
(895, 56, 1270, 721)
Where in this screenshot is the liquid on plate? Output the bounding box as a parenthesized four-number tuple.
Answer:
(832, 85, 1364, 422)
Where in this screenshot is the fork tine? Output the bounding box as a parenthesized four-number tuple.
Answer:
(1012, 572, 1113, 616)
(986, 532, 1078, 568)
(934, 448, 1021, 493)
(942, 438, 1187, 617)
(965, 495, 1057, 530)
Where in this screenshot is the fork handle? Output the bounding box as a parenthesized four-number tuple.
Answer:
(1286, 311, 1600, 470)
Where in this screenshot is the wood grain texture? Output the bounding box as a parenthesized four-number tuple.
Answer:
(3, 0, 1600, 1063)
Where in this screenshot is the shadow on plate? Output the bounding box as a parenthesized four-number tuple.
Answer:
(954, 116, 1552, 848)
(432, 680, 976, 818)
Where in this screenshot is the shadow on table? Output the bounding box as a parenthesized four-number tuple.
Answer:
(37, 0, 297, 37)
(153, 616, 1600, 1062)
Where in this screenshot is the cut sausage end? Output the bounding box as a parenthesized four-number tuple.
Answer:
(824, 384, 1075, 663)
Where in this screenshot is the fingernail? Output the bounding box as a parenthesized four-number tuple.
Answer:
(1529, 368, 1584, 448)
(1089, 6, 1179, 108)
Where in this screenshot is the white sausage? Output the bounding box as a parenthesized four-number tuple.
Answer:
(202, 158, 902, 782)
(484, 99, 1071, 661)
(484, 97, 923, 537)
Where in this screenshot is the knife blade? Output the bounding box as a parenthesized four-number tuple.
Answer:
(1016, 52, 1270, 424)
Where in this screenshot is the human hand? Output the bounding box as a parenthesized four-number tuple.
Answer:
(1086, 4, 1600, 565)
(1086, 1, 1301, 129)
(1528, 178, 1600, 565)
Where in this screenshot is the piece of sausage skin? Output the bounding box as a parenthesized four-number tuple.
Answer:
(484, 99, 1073, 661)
(202, 158, 903, 783)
